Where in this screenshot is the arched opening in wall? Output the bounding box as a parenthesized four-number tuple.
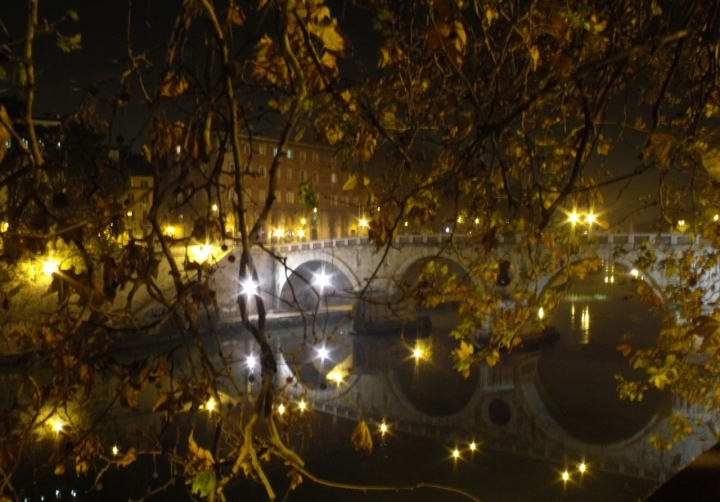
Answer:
(397, 257, 471, 311)
(496, 260, 513, 286)
(536, 261, 665, 444)
(279, 260, 354, 311)
(488, 399, 512, 426)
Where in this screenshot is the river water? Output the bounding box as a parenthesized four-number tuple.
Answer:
(9, 262, 707, 501)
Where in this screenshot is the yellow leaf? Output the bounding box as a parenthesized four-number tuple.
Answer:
(117, 447, 136, 468)
(486, 9, 499, 26)
(289, 470, 303, 490)
(307, 18, 346, 52)
(142, 144, 152, 162)
(343, 174, 357, 191)
(227, 4, 245, 25)
(54, 463, 66, 475)
(351, 420, 373, 455)
(529, 46, 539, 70)
(161, 73, 189, 98)
(57, 33, 82, 52)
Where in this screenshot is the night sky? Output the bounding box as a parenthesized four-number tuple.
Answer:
(0, 0, 663, 229)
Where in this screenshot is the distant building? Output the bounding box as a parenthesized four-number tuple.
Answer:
(155, 136, 362, 243)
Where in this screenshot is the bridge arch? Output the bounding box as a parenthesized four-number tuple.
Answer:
(390, 252, 477, 301)
(278, 253, 362, 308)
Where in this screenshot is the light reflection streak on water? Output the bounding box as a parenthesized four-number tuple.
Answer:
(580, 305, 590, 344)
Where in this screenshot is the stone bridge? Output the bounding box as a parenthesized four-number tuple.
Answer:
(210, 232, 716, 320)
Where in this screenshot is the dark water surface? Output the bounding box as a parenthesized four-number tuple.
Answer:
(9, 263, 707, 501)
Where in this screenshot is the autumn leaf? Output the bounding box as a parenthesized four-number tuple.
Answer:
(161, 73, 189, 98)
(227, 4, 245, 25)
(67, 9, 79, 21)
(117, 447, 136, 468)
(57, 33, 82, 52)
(343, 174, 357, 191)
(307, 17, 347, 52)
(351, 420, 373, 455)
(289, 470, 303, 490)
(189, 470, 217, 498)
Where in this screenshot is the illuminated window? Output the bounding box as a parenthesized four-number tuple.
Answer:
(312, 152, 319, 162)
(331, 173, 337, 183)
(300, 170, 306, 181)
(286, 192, 294, 204)
(274, 190, 280, 201)
(258, 144, 266, 155)
(286, 149, 293, 159)
(258, 166, 266, 177)
(299, 150, 306, 161)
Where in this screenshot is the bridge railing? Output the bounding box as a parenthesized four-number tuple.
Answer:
(273, 232, 696, 254)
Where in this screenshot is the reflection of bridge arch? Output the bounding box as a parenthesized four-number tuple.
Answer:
(515, 354, 672, 455)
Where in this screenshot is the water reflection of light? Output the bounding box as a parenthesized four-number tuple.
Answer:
(580, 305, 590, 344)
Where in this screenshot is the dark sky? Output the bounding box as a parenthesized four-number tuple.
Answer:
(0, 1, 664, 229)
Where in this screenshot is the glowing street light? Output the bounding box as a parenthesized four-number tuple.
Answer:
(360, 218, 367, 228)
(43, 259, 58, 276)
(298, 400, 307, 412)
(314, 272, 331, 289)
(212, 204, 218, 212)
(714, 214, 719, 222)
(112, 445, 119, 456)
(240, 279, 258, 297)
(630, 269, 639, 278)
(562, 470, 570, 482)
(579, 462, 586, 474)
(569, 212, 579, 225)
(380, 421, 388, 434)
(316, 345, 329, 360)
(301, 217, 307, 225)
(246, 355, 257, 369)
(165, 226, 175, 237)
(206, 397, 216, 412)
(470, 442, 477, 452)
(298, 229, 305, 238)
(452, 448, 460, 459)
(277, 403, 285, 415)
(586, 213, 595, 224)
(538, 307, 545, 320)
(413, 346, 422, 360)
(52, 419, 63, 433)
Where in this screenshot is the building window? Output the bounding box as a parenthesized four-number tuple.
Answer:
(312, 171, 318, 182)
(243, 144, 250, 155)
(258, 166, 266, 177)
(140, 180, 149, 188)
(273, 147, 278, 156)
(142, 211, 148, 222)
(331, 172, 337, 183)
(287, 168, 292, 180)
(129, 194, 135, 204)
(286, 192, 294, 204)
(299, 150, 306, 161)
(300, 170, 306, 181)
(179, 214, 184, 222)
(259, 144, 266, 155)
(259, 189, 266, 201)
(274, 190, 281, 202)
(141, 194, 149, 204)
(312, 152, 319, 162)
(229, 162, 236, 173)
(342, 195, 349, 206)
(286, 149, 293, 159)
